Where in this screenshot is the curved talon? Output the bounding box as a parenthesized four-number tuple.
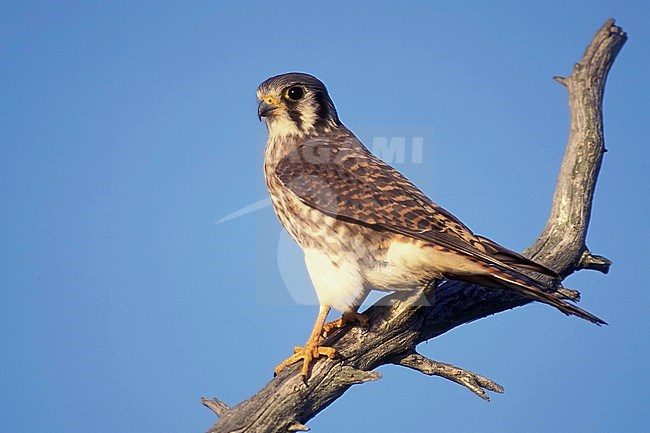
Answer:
(275, 341, 337, 379)
(323, 311, 369, 337)
(274, 306, 337, 381)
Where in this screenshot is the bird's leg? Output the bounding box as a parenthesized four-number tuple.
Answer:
(274, 305, 337, 380)
(322, 306, 369, 338)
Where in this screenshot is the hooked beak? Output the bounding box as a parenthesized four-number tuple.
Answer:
(257, 100, 277, 121)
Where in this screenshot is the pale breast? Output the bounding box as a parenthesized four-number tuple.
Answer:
(265, 164, 387, 310)
(263, 138, 440, 308)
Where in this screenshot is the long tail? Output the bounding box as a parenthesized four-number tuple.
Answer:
(457, 265, 607, 326)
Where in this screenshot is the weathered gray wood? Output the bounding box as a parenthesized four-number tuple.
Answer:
(390, 350, 505, 401)
(204, 19, 626, 433)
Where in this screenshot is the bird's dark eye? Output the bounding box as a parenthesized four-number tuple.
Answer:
(286, 86, 304, 101)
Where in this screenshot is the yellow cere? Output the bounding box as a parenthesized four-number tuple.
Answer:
(263, 95, 280, 106)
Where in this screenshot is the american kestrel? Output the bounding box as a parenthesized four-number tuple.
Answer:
(257, 72, 605, 380)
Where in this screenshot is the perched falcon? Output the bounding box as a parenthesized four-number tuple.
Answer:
(257, 72, 605, 380)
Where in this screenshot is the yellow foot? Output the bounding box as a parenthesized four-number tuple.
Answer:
(323, 311, 369, 338)
(274, 340, 337, 379)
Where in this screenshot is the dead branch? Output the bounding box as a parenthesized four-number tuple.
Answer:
(389, 350, 504, 401)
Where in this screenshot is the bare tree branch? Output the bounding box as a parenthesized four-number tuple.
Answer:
(204, 19, 626, 433)
(201, 398, 230, 418)
(389, 350, 504, 401)
(527, 18, 625, 278)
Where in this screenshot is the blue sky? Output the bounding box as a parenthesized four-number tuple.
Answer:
(1, 1, 649, 432)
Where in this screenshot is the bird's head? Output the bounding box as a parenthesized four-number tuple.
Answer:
(257, 72, 341, 138)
